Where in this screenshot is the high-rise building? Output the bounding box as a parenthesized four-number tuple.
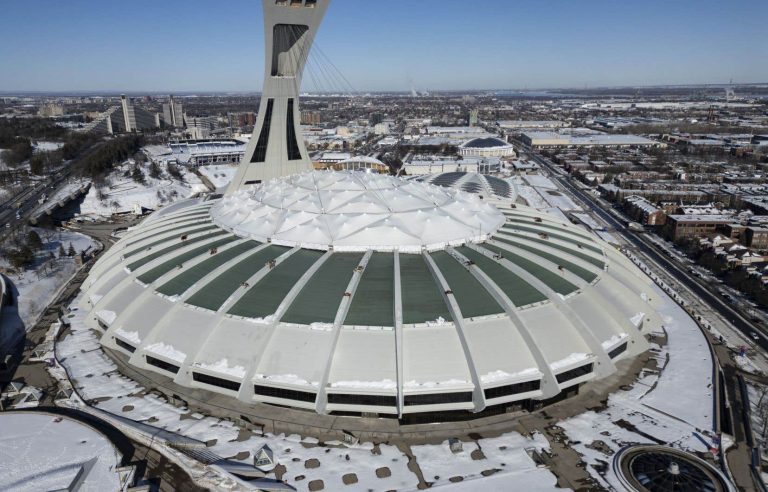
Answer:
(469, 109, 479, 127)
(162, 95, 185, 128)
(301, 110, 322, 125)
(82, 95, 159, 134)
(38, 102, 65, 117)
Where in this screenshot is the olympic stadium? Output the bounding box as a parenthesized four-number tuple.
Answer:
(76, 0, 664, 431)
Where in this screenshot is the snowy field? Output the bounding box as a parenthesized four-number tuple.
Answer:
(33, 141, 64, 152)
(1, 228, 97, 327)
(411, 433, 558, 490)
(80, 160, 208, 218)
(199, 164, 238, 191)
(0, 412, 122, 492)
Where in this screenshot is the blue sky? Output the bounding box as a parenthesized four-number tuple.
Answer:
(1, 0, 766, 92)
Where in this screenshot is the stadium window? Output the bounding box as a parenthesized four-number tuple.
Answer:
(555, 363, 593, 384)
(403, 392, 473, 406)
(483, 380, 541, 400)
(146, 355, 180, 375)
(327, 393, 397, 407)
(115, 338, 136, 353)
(254, 384, 317, 403)
(192, 372, 241, 392)
(608, 342, 628, 359)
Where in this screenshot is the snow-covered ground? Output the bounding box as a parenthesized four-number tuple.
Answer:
(57, 294, 561, 492)
(747, 382, 768, 460)
(0, 228, 97, 327)
(199, 164, 238, 191)
(33, 141, 64, 152)
(559, 282, 715, 488)
(523, 174, 557, 190)
(412, 433, 558, 490)
(571, 213, 603, 230)
(80, 160, 208, 218)
(0, 412, 122, 492)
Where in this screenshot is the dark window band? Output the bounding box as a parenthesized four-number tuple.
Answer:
(404, 392, 473, 406)
(251, 99, 274, 163)
(115, 338, 136, 353)
(146, 355, 180, 374)
(328, 393, 397, 407)
(254, 384, 316, 403)
(193, 372, 241, 392)
(608, 342, 628, 359)
(555, 363, 593, 384)
(286, 98, 301, 161)
(483, 379, 541, 400)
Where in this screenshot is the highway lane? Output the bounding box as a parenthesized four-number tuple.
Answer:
(0, 141, 107, 239)
(529, 152, 767, 351)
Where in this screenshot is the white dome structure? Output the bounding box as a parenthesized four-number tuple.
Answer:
(212, 171, 505, 252)
(459, 137, 516, 158)
(78, 179, 663, 427)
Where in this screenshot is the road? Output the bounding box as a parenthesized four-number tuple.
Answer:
(528, 152, 764, 349)
(0, 141, 106, 240)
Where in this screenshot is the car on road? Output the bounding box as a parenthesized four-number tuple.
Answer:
(751, 332, 760, 341)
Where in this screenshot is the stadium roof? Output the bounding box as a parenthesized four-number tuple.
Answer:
(211, 171, 505, 252)
(81, 178, 662, 419)
(461, 137, 512, 149)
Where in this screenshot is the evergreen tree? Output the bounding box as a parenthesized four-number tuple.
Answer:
(149, 161, 161, 179)
(67, 242, 76, 257)
(58, 243, 65, 257)
(26, 230, 43, 251)
(131, 165, 146, 185)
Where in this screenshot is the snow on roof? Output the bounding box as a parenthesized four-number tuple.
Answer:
(212, 170, 505, 253)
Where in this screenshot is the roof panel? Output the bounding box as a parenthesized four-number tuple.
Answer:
(137, 236, 238, 285)
(456, 246, 546, 307)
(481, 243, 578, 296)
(186, 245, 290, 311)
(400, 254, 452, 325)
(492, 235, 597, 282)
(156, 240, 261, 298)
(282, 253, 364, 325)
(228, 249, 324, 319)
(345, 253, 394, 326)
(429, 251, 503, 318)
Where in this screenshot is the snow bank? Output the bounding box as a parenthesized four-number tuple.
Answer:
(480, 368, 541, 384)
(144, 342, 186, 363)
(601, 333, 627, 350)
(549, 352, 589, 371)
(95, 310, 117, 324)
(330, 379, 397, 390)
(115, 328, 140, 345)
(194, 359, 247, 379)
(254, 373, 318, 387)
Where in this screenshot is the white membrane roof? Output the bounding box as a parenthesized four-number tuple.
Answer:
(210, 170, 506, 252)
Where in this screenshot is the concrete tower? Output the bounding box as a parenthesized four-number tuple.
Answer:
(229, 0, 330, 192)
